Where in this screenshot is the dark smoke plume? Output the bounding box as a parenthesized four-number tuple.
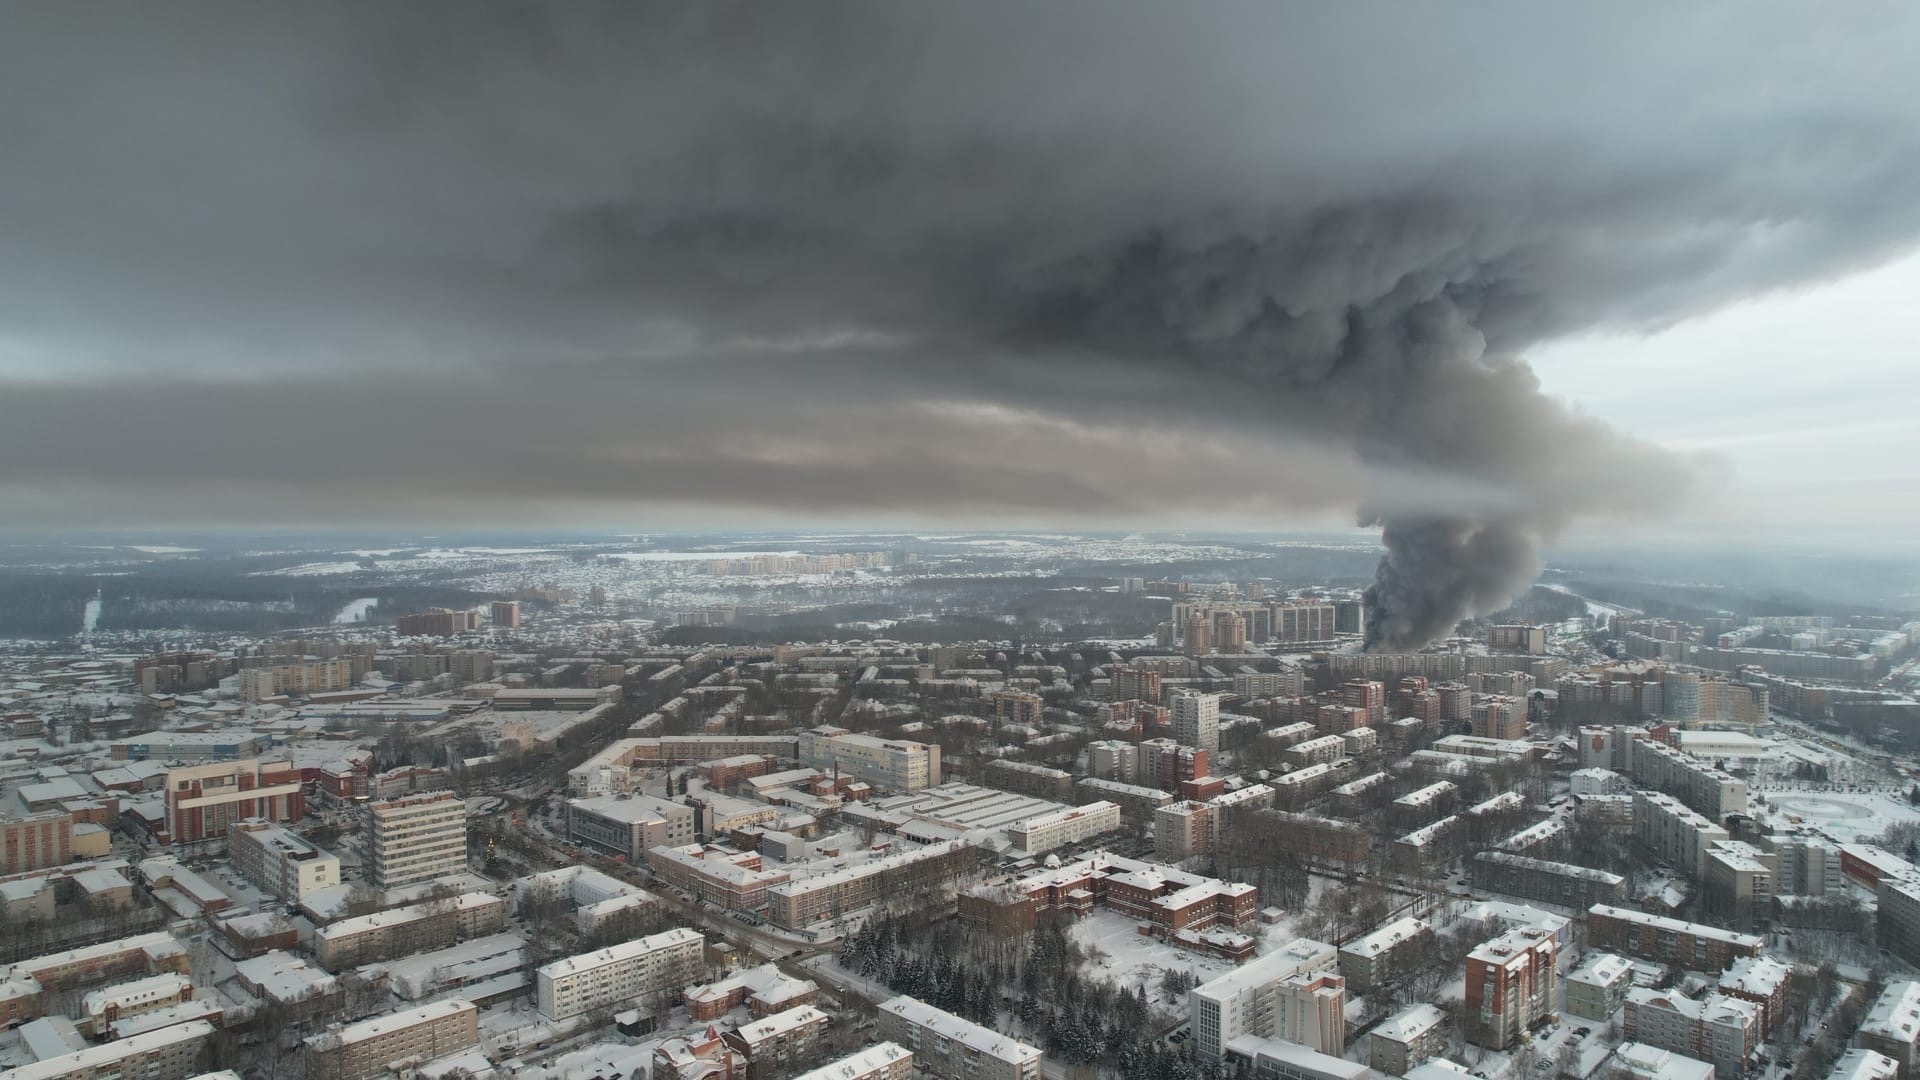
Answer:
(3, 4, 1919, 649)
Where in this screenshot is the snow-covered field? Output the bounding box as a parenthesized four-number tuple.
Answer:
(1063, 910, 1308, 1001)
(1759, 790, 1920, 841)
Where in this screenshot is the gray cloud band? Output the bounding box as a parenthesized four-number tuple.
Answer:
(1, 3, 1915, 647)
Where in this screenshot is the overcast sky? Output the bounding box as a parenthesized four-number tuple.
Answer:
(1, 2, 1916, 558)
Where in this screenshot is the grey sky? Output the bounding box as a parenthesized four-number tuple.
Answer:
(1, 2, 1915, 561)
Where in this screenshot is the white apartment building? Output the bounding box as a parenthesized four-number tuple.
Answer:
(1171, 690, 1222, 752)
(1633, 791, 1731, 880)
(1190, 937, 1338, 1061)
(790, 1042, 915, 1080)
(1008, 802, 1121, 856)
(799, 728, 940, 792)
(1829, 1050, 1901, 1080)
(1274, 972, 1346, 1055)
(875, 996, 1042, 1080)
(229, 818, 339, 901)
(1857, 981, 1920, 1075)
(1087, 740, 1140, 784)
(368, 791, 467, 891)
(536, 928, 705, 1021)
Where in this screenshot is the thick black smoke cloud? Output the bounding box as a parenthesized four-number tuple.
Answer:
(3, 3, 1919, 647)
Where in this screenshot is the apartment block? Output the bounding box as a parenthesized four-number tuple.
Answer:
(1085, 741, 1140, 785)
(1465, 927, 1558, 1049)
(304, 998, 479, 1080)
(722, 1004, 830, 1073)
(536, 928, 705, 1021)
(229, 819, 339, 902)
(876, 996, 1042, 1080)
(1189, 937, 1338, 1061)
(1716, 956, 1790, 1040)
(790, 1042, 915, 1080)
(1283, 735, 1346, 769)
(992, 691, 1045, 728)
(1631, 740, 1748, 821)
(1471, 696, 1526, 740)
(490, 601, 520, 627)
(164, 759, 304, 847)
(0, 811, 73, 875)
(1702, 841, 1776, 932)
(1830, 1050, 1902, 1080)
(1585, 906, 1764, 973)
(1489, 624, 1547, 654)
(1171, 690, 1223, 752)
(1633, 791, 1731, 880)
(1857, 981, 1920, 1076)
(1371, 1003, 1447, 1075)
(368, 792, 466, 891)
(1235, 670, 1305, 698)
(798, 728, 940, 792)
(1274, 972, 1346, 1055)
(237, 657, 357, 702)
(1625, 989, 1758, 1078)
(395, 608, 479, 637)
(1566, 952, 1634, 1022)
(312, 892, 506, 971)
(1338, 917, 1433, 994)
(1471, 851, 1627, 910)
(1110, 667, 1164, 704)
(2, 1019, 212, 1080)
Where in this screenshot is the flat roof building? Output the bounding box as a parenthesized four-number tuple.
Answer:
(368, 792, 465, 891)
(876, 996, 1041, 1080)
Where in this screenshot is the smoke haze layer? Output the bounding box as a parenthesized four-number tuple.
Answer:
(3, 3, 1919, 646)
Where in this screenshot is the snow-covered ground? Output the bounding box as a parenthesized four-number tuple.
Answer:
(1756, 789, 1920, 841)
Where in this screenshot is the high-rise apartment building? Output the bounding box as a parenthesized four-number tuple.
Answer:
(1182, 613, 1213, 656)
(1216, 614, 1248, 653)
(1465, 927, 1558, 1049)
(1473, 696, 1527, 740)
(1189, 938, 1338, 1061)
(490, 600, 520, 627)
(368, 791, 466, 891)
(1087, 740, 1140, 784)
(395, 608, 479, 637)
(1274, 972, 1346, 1054)
(1490, 624, 1548, 654)
(1171, 690, 1222, 752)
(1109, 666, 1164, 704)
(1342, 680, 1386, 726)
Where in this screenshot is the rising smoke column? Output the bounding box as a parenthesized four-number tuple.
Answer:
(1362, 516, 1545, 650)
